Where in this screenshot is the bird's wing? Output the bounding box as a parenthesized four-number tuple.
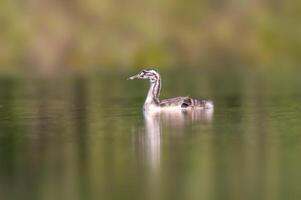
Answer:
(160, 96, 210, 108)
(159, 96, 191, 107)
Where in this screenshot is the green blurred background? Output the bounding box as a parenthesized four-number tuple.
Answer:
(1, 0, 301, 74)
(1, 1, 301, 200)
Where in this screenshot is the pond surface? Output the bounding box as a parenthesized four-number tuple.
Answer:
(0, 68, 300, 200)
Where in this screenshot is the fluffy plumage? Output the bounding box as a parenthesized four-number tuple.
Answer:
(128, 69, 213, 111)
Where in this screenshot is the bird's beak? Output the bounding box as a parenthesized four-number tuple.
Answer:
(127, 74, 139, 80)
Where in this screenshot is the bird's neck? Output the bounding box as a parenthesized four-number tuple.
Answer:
(144, 78, 161, 106)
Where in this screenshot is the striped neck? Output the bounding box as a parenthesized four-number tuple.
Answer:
(145, 74, 161, 105)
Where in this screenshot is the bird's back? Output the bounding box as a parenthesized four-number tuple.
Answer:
(160, 96, 213, 109)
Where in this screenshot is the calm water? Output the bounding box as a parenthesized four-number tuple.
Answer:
(0, 69, 301, 200)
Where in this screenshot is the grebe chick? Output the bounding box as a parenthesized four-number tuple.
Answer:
(128, 69, 213, 111)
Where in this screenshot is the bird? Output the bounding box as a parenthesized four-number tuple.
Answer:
(128, 69, 213, 111)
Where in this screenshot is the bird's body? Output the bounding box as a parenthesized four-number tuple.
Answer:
(128, 69, 213, 111)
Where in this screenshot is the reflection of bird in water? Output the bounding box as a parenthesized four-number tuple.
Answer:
(143, 111, 161, 170)
(138, 109, 213, 171)
(147, 109, 214, 126)
(128, 69, 214, 111)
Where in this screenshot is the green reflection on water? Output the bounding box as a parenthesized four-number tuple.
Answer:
(0, 69, 300, 200)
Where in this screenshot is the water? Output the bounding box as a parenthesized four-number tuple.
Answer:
(0, 69, 301, 200)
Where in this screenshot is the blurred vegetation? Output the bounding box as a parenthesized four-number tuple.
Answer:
(0, 0, 301, 73)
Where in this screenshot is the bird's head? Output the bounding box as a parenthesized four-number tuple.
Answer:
(127, 69, 160, 83)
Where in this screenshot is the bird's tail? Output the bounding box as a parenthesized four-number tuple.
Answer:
(191, 98, 214, 109)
